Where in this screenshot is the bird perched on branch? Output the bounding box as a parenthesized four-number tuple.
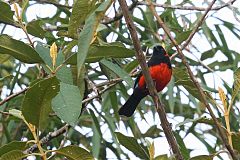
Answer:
(118, 45, 172, 117)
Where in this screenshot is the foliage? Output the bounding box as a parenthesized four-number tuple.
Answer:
(0, 0, 240, 159)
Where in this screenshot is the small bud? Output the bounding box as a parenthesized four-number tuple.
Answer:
(50, 42, 58, 68)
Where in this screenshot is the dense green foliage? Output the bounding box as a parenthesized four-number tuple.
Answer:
(0, 0, 240, 159)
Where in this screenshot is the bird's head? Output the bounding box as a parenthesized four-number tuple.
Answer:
(153, 45, 168, 57)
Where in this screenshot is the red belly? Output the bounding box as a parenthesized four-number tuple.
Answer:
(138, 63, 172, 92)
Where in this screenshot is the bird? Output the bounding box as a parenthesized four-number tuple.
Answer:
(118, 45, 172, 117)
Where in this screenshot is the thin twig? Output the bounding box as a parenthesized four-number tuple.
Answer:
(146, 0, 237, 159)
(0, 87, 28, 106)
(118, 0, 183, 159)
(24, 124, 70, 154)
(139, 0, 236, 11)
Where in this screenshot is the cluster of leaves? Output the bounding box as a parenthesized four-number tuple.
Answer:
(0, 0, 240, 159)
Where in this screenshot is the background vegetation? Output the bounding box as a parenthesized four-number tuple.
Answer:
(0, 0, 240, 159)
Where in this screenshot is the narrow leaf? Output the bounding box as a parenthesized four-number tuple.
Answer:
(232, 67, 240, 99)
(77, 0, 112, 76)
(52, 82, 82, 126)
(0, 150, 26, 160)
(115, 132, 150, 159)
(0, 1, 14, 24)
(100, 59, 134, 86)
(0, 35, 42, 63)
(0, 141, 26, 156)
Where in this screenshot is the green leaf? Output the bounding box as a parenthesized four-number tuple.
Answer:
(89, 109, 102, 158)
(52, 82, 82, 126)
(189, 155, 213, 160)
(0, 1, 14, 24)
(0, 141, 26, 156)
(35, 43, 52, 66)
(100, 59, 134, 86)
(232, 67, 240, 100)
(68, 0, 96, 37)
(115, 132, 150, 159)
(0, 150, 26, 160)
(0, 35, 42, 63)
(200, 47, 220, 61)
(174, 132, 190, 159)
(9, 109, 24, 120)
(26, 20, 45, 39)
(142, 125, 162, 138)
(77, 0, 112, 76)
(56, 65, 73, 85)
(175, 116, 206, 128)
(154, 154, 168, 160)
(55, 145, 94, 160)
(67, 44, 135, 64)
(173, 68, 201, 100)
(0, 54, 11, 63)
(232, 132, 240, 152)
(175, 30, 192, 45)
(22, 77, 59, 130)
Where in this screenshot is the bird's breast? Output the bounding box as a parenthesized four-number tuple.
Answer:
(138, 63, 172, 92)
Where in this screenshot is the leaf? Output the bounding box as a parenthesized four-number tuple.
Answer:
(68, 0, 96, 37)
(173, 68, 201, 100)
(175, 116, 206, 128)
(9, 109, 24, 120)
(154, 154, 168, 160)
(77, 0, 112, 76)
(100, 59, 134, 86)
(115, 132, 150, 159)
(55, 145, 94, 160)
(0, 1, 14, 24)
(232, 67, 240, 100)
(189, 155, 214, 160)
(56, 65, 73, 85)
(89, 109, 102, 158)
(22, 77, 59, 130)
(149, 142, 155, 160)
(218, 87, 227, 110)
(232, 132, 240, 152)
(0, 150, 26, 160)
(67, 44, 135, 64)
(200, 47, 220, 61)
(50, 42, 58, 68)
(175, 30, 192, 45)
(142, 125, 162, 138)
(52, 82, 82, 126)
(26, 20, 45, 39)
(35, 43, 52, 66)
(174, 132, 190, 159)
(0, 141, 26, 156)
(0, 35, 42, 63)
(0, 54, 11, 63)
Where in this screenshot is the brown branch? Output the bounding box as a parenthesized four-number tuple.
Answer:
(139, 0, 236, 11)
(146, 0, 237, 159)
(24, 124, 70, 154)
(0, 87, 28, 106)
(118, 0, 183, 159)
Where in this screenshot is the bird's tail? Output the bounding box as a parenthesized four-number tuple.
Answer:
(118, 88, 147, 117)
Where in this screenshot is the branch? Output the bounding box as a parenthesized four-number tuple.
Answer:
(24, 124, 70, 154)
(0, 87, 28, 106)
(139, 0, 236, 11)
(118, 0, 183, 159)
(146, 0, 237, 159)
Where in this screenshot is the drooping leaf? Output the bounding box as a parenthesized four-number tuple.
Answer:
(189, 155, 214, 160)
(77, 0, 112, 76)
(68, 0, 96, 37)
(174, 132, 190, 159)
(232, 132, 240, 152)
(0, 141, 26, 156)
(0, 150, 26, 160)
(0, 35, 42, 63)
(22, 76, 59, 130)
(52, 82, 82, 126)
(55, 145, 94, 160)
(0, 1, 14, 24)
(232, 67, 240, 100)
(67, 44, 135, 64)
(26, 20, 45, 39)
(173, 68, 201, 100)
(100, 59, 134, 86)
(115, 132, 150, 159)
(154, 154, 169, 160)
